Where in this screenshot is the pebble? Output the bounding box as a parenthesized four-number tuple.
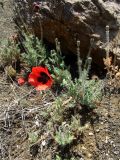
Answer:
(89, 132, 94, 136)
(88, 153, 92, 158)
(82, 146, 86, 150)
(110, 140, 114, 144)
(113, 144, 116, 147)
(42, 140, 46, 146)
(96, 129, 100, 132)
(80, 158, 84, 160)
(90, 143, 94, 146)
(114, 151, 119, 155)
(105, 136, 109, 143)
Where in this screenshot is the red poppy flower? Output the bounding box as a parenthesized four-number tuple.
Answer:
(28, 66, 53, 91)
(18, 77, 25, 85)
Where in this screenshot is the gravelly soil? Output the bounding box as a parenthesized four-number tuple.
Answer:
(93, 96, 120, 160)
(0, 73, 120, 160)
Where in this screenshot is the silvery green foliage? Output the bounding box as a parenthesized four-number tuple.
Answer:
(54, 122, 74, 146)
(22, 33, 46, 67)
(0, 40, 20, 67)
(64, 69, 103, 109)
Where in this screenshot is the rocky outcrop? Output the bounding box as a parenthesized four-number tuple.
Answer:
(16, 0, 120, 67)
(0, 0, 15, 41)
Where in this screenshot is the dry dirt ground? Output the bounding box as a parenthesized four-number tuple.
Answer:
(0, 74, 120, 160)
(0, 0, 120, 160)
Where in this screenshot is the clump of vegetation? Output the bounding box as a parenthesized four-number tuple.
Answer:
(0, 37, 20, 79)
(0, 37, 20, 68)
(21, 33, 47, 67)
(28, 131, 39, 145)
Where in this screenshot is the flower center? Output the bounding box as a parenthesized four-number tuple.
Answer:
(37, 72, 50, 84)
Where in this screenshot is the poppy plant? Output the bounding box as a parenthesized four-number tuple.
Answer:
(28, 66, 53, 91)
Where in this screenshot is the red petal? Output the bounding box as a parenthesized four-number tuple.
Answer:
(18, 78, 25, 85)
(32, 67, 47, 74)
(28, 73, 38, 87)
(28, 66, 53, 90)
(36, 84, 48, 91)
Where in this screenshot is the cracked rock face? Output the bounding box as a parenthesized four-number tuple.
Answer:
(16, 0, 120, 67)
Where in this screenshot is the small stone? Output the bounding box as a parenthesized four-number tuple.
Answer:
(96, 129, 100, 132)
(89, 132, 94, 136)
(30, 144, 39, 157)
(35, 120, 39, 127)
(114, 151, 119, 155)
(106, 153, 109, 156)
(42, 140, 46, 146)
(82, 146, 86, 150)
(90, 143, 94, 146)
(113, 144, 116, 147)
(105, 136, 109, 143)
(88, 153, 92, 158)
(110, 140, 114, 144)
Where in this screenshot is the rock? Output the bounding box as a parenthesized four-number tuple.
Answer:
(30, 144, 39, 157)
(15, 0, 120, 67)
(88, 153, 92, 158)
(96, 129, 100, 133)
(88, 132, 94, 136)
